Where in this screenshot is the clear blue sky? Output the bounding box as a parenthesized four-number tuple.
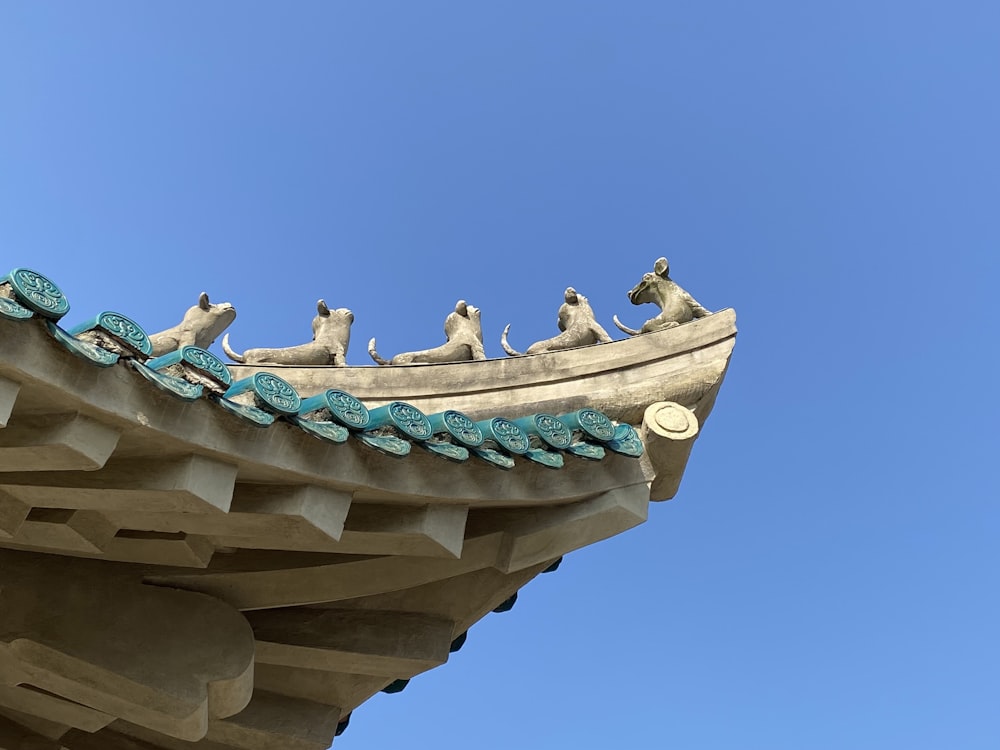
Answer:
(2, 3, 998, 749)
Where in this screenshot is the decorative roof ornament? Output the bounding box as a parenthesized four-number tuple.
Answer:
(0, 268, 70, 319)
(501, 287, 612, 356)
(222, 299, 353, 366)
(148, 292, 237, 356)
(368, 300, 486, 365)
(613, 257, 712, 335)
(68, 312, 154, 358)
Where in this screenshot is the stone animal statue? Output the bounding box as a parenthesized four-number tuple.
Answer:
(369, 300, 486, 365)
(501, 287, 613, 357)
(148, 292, 237, 356)
(222, 299, 354, 366)
(613, 257, 712, 335)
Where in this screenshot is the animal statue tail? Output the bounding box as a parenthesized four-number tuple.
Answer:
(500, 324, 524, 357)
(367, 338, 391, 366)
(221, 333, 246, 363)
(612, 315, 642, 337)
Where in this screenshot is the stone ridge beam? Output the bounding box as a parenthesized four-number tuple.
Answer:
(0, 506, 215, 568)
(204, 691, 342, 750)
(0, 683, 115, 733)
(0, 712, 65, 749)
(61, 727, 174, 750)
(0, 705, 70, 741)
(99, 723, 244, 750)
(208, 502, 466, 558)
(102, 530, 216, 568)
(105, 485, 352, 554)
(5, 508, 117, 555)
(467, 483, 650, 574)
(325, 563, 550, 627)
(251, 665, 386, 713)
(145, 533, 506, 611)
(147, 488, 648, 610)
(641, 401, 700, 501)
(225, 484, 350, 543)
(249, 609, 454, 678)
(0, 375, 20, 429)
(109, 691, 344, 750)
(0, 455, 238, 514)
(334, 503, 468, 558)
(0, 412, 121, 472)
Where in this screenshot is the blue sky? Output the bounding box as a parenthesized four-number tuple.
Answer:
(2, 3, 998, 749)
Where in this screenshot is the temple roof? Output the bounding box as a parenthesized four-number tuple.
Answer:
(0, 267, 735, 750)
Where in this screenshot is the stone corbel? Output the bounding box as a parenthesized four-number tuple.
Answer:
(0, 551, 255, 742)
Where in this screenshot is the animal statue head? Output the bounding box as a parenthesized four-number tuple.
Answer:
(626, 257, 671, 306)
(222, 299, 354, 366)
(445, 300, 483, 341)
(313, 299, 355, 342)
(613, 257, 712, 336)
(556, 287, 587, 327)
(148, 292, 237, 356)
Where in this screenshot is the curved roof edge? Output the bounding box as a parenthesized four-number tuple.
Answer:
(232, 308, 738, 427)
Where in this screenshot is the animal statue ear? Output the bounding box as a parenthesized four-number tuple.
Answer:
(455, 300, 468, 316)
(564, 287, 579, 304)
(654, 257, 670, 278)
(317, 299, 330, 316)
(199, 292, 211, 310)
